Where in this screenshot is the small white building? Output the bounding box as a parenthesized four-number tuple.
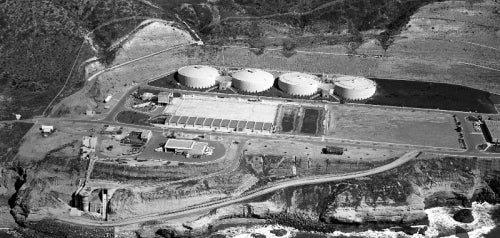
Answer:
(104, 95, 112, 103)
(141, 92, 154, 101)
(41, 125, 54, 133)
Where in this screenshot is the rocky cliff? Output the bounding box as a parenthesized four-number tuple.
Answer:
(194, 156, 499, 235)
(9, 141, 87, 225)
(5, 148, 500, 237)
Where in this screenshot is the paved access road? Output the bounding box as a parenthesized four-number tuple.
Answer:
(56, 150, 420, 227)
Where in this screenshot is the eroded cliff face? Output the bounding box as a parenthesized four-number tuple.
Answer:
(263, 157, 488, 225)
(187, 156, 498, 236)
(9, 141, 87, 224)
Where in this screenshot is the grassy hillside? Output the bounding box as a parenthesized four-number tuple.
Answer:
(0, 0, 160, 120)
(165, 0, 443, 49)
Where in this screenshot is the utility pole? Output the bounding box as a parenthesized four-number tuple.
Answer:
(222, 46, 225, 67)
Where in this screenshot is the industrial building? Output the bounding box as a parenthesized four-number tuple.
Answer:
(333, 76, 377, 100)
(163, 139, 212, 156)
(484, 120, 500, 144)
(163, 115, 274, 134)
(278, 72, 319, 96)
(177, 65, 219, 89)
(231, 68, 275, 93)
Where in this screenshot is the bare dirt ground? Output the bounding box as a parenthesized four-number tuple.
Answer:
(244, 138, 404, 163)
(112, 20, 195, 65)
(50, 21, 196, 119)
(16, 124, 83, 162)
(243, 138, 406, 178)
(327, 105, 459, 148)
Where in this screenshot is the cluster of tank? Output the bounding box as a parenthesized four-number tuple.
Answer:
(176, 65, 376, 100)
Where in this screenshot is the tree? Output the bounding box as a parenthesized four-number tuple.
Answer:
(247, 21, 266, 55)
(281, 38, 297, 58)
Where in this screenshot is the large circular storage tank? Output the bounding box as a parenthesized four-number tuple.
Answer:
(231, 68, 275, 93)
(278, 72, 319, 96)
(177, 65, 219, 89)
(333, 76, 376, 100)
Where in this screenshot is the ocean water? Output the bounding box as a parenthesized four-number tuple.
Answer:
(213, 202, 500, 238)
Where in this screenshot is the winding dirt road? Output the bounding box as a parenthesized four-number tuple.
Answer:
(56, 150, 420, 227)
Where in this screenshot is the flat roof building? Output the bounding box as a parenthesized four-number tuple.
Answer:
(164, 139, 209, 156)
(165, 139, 196, 150)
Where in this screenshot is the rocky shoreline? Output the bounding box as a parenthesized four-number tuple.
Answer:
(3, 154, 500, 237)
(265, 213, 428, 236)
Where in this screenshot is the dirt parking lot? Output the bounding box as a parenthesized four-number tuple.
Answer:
(327, 105, 459, 148)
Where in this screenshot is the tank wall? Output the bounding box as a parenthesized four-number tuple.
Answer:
(334, 85, 376, 100)
(178, 74, 216, 89)
(278, 80, 318, 96)
(233, 78, 274, 93)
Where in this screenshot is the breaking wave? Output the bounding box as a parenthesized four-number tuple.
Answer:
(214, 202, 499, 238)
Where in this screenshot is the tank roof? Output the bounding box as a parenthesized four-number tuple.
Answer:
(178, 65, 219, 78)
(334, 76, 375, 90)
(231, 68, 274, 82)
(279, 72, 318, 86)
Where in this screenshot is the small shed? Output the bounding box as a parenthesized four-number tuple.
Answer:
(323, 146, 345, 155)
(158, 92, 173, 105)
(41, 125, 54, 133)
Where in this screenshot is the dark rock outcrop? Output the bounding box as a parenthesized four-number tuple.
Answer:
(453, 209, 474, 223)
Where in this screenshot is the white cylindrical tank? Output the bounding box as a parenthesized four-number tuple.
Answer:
(333, 76, 376, 100)
(177, 65, 219, 89)
(231, 68, 275, 93)
(278, 72, 319, 96)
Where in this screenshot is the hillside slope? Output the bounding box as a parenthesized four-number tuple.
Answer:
(0, 0, 160, 120)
